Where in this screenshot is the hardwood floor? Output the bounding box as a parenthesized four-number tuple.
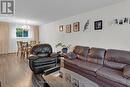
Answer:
(0, 54, 35, 87)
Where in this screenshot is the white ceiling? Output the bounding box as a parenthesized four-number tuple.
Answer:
(0, 0, 123, 25)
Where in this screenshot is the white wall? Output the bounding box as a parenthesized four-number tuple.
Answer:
(40, 0, 130, 51)
(9, 23, 35, 53)
(40, 23, 65, 51)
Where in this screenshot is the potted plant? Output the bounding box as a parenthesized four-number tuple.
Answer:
(55, 42, 71, 53)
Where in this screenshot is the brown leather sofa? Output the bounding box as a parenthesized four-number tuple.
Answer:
(64, 46, 130, 87)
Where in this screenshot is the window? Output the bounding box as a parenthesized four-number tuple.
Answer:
(16, 25, 30, 37)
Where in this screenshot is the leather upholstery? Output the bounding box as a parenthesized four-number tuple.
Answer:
(104, 60, 126, 70)
(78, 62, 102, 76)
(87, 47, 106, 65)
(73, 46, 89, 61)
(96, 67, 127, 86)
(88, 47, 106, 59)
(65, 52, 77, 59)
(64, 58, 86, 67)
(64, 46, 130, 87)
(105, 49, 130, 65)
(126, 78, 130, 87)
(29, 44, 59, 74)
(31, 44, 52, 57)
(123, 65, 130, 79)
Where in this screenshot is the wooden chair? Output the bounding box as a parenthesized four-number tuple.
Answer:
(30, 41, 37, 47)
(36, 41, 40, 44)
(22, 42, 28, 59)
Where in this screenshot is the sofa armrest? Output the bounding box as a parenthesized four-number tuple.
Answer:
(123, 65, 130, 78)
(50, 53, 59, 58)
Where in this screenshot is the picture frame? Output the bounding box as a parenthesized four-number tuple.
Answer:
(83, 20, 89, 32)
(66, 24, 71, 33)
(94, 20, 102, 30)
(73, 22, 80, 32)
(72, 78, 79, 87)
(59, 25, 63, 32)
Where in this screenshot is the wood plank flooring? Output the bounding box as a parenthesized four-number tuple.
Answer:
(0, 54, 35, 87)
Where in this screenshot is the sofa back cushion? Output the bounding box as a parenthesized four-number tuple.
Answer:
(87, 47, 106, 65)
(73, 46, 89, 61)
(104, 49, 130, 70)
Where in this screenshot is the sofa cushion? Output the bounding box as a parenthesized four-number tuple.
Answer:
(96, 67, 127, 86)
(64, 58, 86, 66)
(87, 57, 104, 65)
(126, 78, 130, 87)
(73, 46, 89, 61)
(123, 65, 130, 79)
(88, 47, 106, 59)
(104, 60, 126, 70)
(105, 49, 130, 65)
(88, 47, 106, 65)
(78, 62, 102, 76)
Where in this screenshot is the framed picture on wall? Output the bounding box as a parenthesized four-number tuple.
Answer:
(73, 22, 80, 32)
(94, 20, 102, 30)
(59, 25, 63, 32)
(66, 24, 71, 33)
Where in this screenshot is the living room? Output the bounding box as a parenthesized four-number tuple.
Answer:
(0, 0, 130, 87)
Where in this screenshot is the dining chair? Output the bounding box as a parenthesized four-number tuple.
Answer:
(30, 41, 36, 46)
(21, 42, 28, 59)
(17, 41, 23, 56)
(36, 41, 40, 44)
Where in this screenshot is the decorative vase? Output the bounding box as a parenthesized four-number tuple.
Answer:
(62, 48, 68, 53)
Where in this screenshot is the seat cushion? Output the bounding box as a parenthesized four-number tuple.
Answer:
(123, 65, 130, 79)
(88, 47, 105, 65)
(104, 60, 126, 71)
(96, 67, 127, 86)
(78, 62, 102, 76)
(126, 78, 130, 87)
(64, 59, 86, 67)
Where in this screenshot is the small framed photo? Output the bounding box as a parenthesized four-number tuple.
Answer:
(124, 18, 129, 23)
(72, 78, 79, 87)
(94, 20, 102, 30)
(59, 25, 63, 32)
(73, 22, 80, 32)
(66, 24, 71, 33)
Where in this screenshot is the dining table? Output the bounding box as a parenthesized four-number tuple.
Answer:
(22, 41, 40, 59)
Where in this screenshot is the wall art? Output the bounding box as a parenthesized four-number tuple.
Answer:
(73, 22, 80, 32)
(113, 18, 130, 25)
(66, 24, 71, 33)
(124, 18, 129, 23)
(83, 20, 89, 32)
(94, 20, 102, 30)
(59, 25, 64, 32)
